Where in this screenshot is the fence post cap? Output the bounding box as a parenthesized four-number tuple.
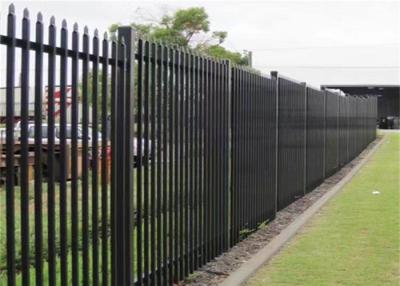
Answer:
(37, 12, 43, 22)
(8, 3, 15, 14)
(23, 8, 29, 18)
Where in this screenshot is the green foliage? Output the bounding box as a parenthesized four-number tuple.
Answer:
(204, 45, 249, 65)
(109, 7, 249, 65)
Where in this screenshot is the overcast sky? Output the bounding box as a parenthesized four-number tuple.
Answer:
(1, 0, 399, 87)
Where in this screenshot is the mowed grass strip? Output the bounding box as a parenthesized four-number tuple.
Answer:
(247, 133, 400, 286)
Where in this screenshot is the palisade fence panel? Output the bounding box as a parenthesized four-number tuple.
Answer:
(324, 90, 339, 177)
(355, 97, 364, 155)
(367, 97, 375, 145)
(370, 96, 378, 142)
(338, 95, 349, 167)
(359, 97, 366, 151)
(275, 75, 306, 210)
(133, 40, 230, 285)
(230, 68, 277, 245)
(348, 95, 357, 160)
(0, 5, 378, 286)
(0, 6, 119, 286)
(305, 87, 325, 192)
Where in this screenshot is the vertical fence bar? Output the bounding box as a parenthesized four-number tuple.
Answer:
(156, 42, 163, 286)
(47, 16, 57, 286)
(33, 11, 44, 286)
(193, 54, 199, 268)
(179, 49, 185, 280)
(20, 9, 30, 286)
(121, 27, 135, 285)
(201, 57, 207, 266)
(224, 60, 231, 250)
(230, 67, 237, 246)
(271, 71, 279, 216)
(115, 34, 127, 285)
(245, 70, 250, 225)
(150, 41, 157, 285)
(185, 50, 191, 276)
(59, 20, 68, 286)
(101, 32, 109, 286)
(204, 58, 211, 263)
(143, 39, 150, 285)
(239, 68, 244, 238)
(6, 5, 16, 286)
(198, 56, 205, 266)
(216, 61, 222, 252)
(110, 38, 117, 284)
(240, 68, 245, 239)
(81, 26, 90, 286)
(71, 22, 79, 286)
(223, 61, 228, 250)
(210, 59, 216, 259)
(188, 52, 194, 273)
(136, 38, 144, 285)
(162, 44, 169, 285)
(303, 83, 307, 194)
(92, 29, 100, 286)
(168, 46, 175, 284)
(174, 48, 180, 281)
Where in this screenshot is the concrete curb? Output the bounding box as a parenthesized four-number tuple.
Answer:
(219, 135, 386, 286)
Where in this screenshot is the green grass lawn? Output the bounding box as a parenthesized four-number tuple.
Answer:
(247, 133, 400, 286)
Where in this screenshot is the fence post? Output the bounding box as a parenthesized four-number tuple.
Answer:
(224, 59, 231, 250)
(114, 26, 135, 286)
(321, 86, 327, 178)
(270, 71, 279, 215)
(301, 82, 307, 195)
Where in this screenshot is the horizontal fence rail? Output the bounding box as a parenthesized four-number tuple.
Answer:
(0, 5, 377, 286)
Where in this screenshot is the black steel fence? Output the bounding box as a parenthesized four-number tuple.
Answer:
(274, 74, 307, 210)
(230, 67, 277, 244)
(305, 87, 325, 192)
(0, 5, 377, 286)
(325, 89, 340, 177)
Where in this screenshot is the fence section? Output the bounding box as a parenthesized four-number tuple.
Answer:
(0, 5, 378, 286)
(338, 95, 349, 167)
(324, 90, 339, 177)
(0, 6, 120, 286)
(230, 68, 277, 245)
(274, 74, 306, 210)
(305, 87, 325, 192)
(133, 40, 231, 284)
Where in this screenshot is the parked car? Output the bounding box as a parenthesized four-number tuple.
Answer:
(12, 121, 150, 166)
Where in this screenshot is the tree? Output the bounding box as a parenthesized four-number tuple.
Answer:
(109, 7, 249, 65)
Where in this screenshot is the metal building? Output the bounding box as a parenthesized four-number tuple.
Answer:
(321, 85, 400, 129)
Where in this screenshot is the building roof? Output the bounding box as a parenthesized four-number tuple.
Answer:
(321, 85, 400, 98)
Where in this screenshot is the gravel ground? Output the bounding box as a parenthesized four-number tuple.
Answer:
(182, 137, 381, 286)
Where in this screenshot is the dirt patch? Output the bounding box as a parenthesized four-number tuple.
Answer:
(182, 137, 382, 286)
